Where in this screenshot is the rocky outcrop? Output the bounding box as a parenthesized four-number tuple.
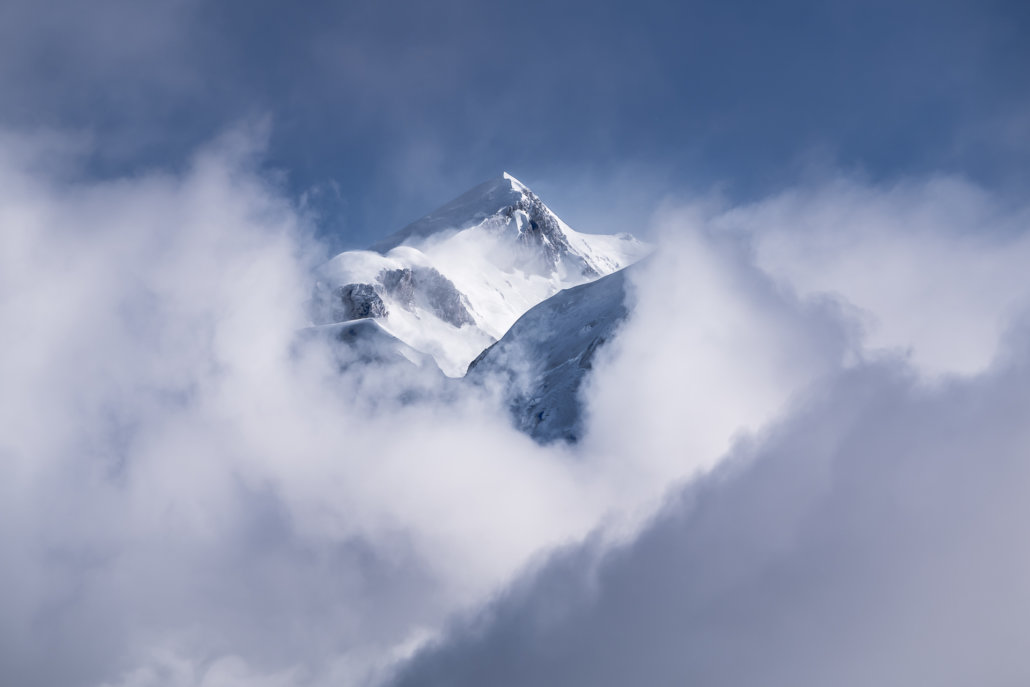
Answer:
(379, 266, 476, 328)
(333, 283, 388, 321)
(504, 192, 600, 279)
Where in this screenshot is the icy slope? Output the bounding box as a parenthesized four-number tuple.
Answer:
(313, 173, 648, 376)
(467, 266, 632, 444)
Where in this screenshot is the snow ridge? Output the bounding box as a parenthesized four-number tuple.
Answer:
(467, 267, 632, 443)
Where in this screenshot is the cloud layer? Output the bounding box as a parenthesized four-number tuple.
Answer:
(3, 128, 1030, 687)
(392, 344, 1030, 686)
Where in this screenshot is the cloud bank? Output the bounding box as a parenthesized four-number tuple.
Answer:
(2, 128, 1029, 687)
(392, 345, 1030, 686)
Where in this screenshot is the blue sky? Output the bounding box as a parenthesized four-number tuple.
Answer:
(2, 0, 1027, 249)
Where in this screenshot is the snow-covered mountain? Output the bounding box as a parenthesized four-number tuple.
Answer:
(467, 266, 633, 443)
(312, 173, 649, 376)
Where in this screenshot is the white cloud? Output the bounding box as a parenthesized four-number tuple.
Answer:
(580, 210, 848, 504)
(1, 128, 832, 687)
(5, 128, 1029, 687)
(714, 175, 1030, 376)
(0, 129, 605, 686)
(390, 342, 1030, 685)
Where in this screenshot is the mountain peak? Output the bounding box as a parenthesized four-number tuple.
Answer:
(371, 173, 532, 253)
(319, 175, 650, 376)
(501, 171, 529, 191)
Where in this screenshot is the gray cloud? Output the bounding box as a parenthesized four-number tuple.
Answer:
(389, 319, 1030, 687)
(386, 179, 1030, 687)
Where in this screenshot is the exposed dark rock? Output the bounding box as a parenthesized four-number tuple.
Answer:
(380, 267, 416, 307)
(379, 266, 476, 328)
(308, 281, 387, 325)
(502, 191, 600, 278)
(333, 283, 388, 321)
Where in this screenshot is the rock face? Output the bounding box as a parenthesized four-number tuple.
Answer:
(311, 267, 474, 331)
(505, 191, 599, 279)
(467, 267, 632, 444)
(379, 267, 476, 328)
(333, 283, 388, 321)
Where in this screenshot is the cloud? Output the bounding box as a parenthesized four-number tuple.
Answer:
(1, 125, 844, 687)
(5, 122, 1030, 687)
(716, 175, 1030, 376)
(0, 128, 612, 686)
(393, 346, 1030, 685)
(390, 342, 1030, 685)
(385, 178, 1030, 686)
(578, 209, 850, 497)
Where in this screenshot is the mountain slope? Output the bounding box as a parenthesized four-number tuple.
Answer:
(466, 266, 633, 444)
(312, 173, 648, 376)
